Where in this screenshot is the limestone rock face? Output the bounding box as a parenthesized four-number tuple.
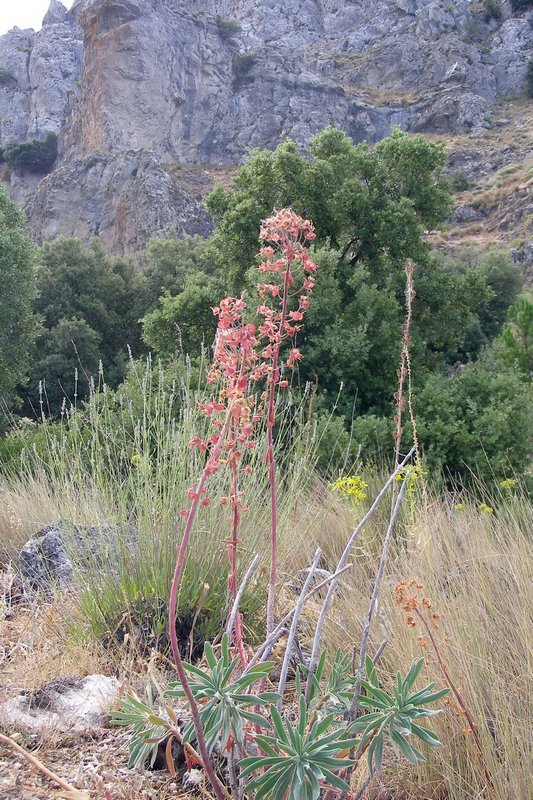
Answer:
(0, 0, 532, 253)
(0, 675, 121, 732)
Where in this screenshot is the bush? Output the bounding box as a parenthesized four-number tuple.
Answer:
(449, 170, 471, 192)
(526, 59, 533, 98)
(482, 0, 502, 20)
(510, 0, 533, 10)
(416, 355, 533, 483)
(3, 132, 58, 174)
(215, 15, 241, 42)
(232, 53, 256, 90)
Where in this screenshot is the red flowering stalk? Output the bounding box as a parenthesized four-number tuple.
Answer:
(257, 209, 317, 634)
(167, 298, 262, 796)
(167, 212, 316, 794)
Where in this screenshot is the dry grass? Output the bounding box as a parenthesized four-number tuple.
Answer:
(0, 472, 532, 799)
(290, 490, 533, 800)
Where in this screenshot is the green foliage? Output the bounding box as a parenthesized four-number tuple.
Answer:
(0, 187, 39, 418)
(356, 656, 448, 772)
(199, 129, 454, 417)
(241, 695, 358, 800)
(496, 296, 533, 377)
(138, 234, 215, 316)
(482, 0, 502, 20)
(206, 126, 450, 288)
(215, 14, 241, 43)
(449, 171, 470, 192)
(167, 634, 278, 751)
(510, 0, 533, 11)
(476, 251, 523, 341)
(115, 641, 447, 794)
(232, 53, 256, 90)
(416, 355, 533, 482)
(3, 132, 58, 174)
(28, 238, 143, 413)
(142, 272, 223, 357)
(526, 59, 533, 98)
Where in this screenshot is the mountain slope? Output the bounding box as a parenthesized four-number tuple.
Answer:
(0, 0, 531, 254)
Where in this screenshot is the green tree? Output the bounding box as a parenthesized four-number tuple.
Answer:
(206, 126, 451, 288)
(142, 273, 223, 357)
(3, 132, 58, 174)
(28, 238, 143, 413)
(35, 317, 102, 414)
(138, 234, 215, 316)
(497, 296, 533, 377)
(0, 187, 39, 416)
(415, 356, 533, 482)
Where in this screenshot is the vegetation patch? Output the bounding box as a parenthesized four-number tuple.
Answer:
(2, 131, 58, 174)
(232, 53, 256, 90)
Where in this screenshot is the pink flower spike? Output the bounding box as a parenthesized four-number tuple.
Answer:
(201, 498, 212, 507)
(179, 509, 188, 517)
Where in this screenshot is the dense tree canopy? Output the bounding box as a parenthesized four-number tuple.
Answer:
(0, 125, 529, 483)
(0, 186, 39, 418)
(206, 126, 451, 287)
(27, 238, 142, 412)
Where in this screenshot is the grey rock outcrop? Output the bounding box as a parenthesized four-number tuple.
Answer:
(0, 0, 532, 253)
(18, 520, 138, 592)
(0, 675, 120, 732)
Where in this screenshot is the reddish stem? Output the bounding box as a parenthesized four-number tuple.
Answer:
(265, 248, 292, 634)
(415, 608, 491, 788)
(168, 423, 230, 800)
(228, 416, 247, 668)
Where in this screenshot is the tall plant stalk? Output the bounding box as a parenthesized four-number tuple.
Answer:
(265, 257, 292, 635)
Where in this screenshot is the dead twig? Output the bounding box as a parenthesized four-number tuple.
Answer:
(0, 732, 90, 799)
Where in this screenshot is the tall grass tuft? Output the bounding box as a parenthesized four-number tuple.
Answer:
(0, 355, 326, 653)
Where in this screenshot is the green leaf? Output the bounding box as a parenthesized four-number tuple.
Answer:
(391, 730, 425, 764)
(360, 680, 394, 707)
(409, 687, 450, 706)
(404, 658, 425, 691)
(410, 721, 443, 747)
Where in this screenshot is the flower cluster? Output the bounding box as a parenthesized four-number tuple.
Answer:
(257, 209, 316, 394)
(330, 475, 368, 506)
(186, 210, 317, 513)
(394, 580, 441, 639)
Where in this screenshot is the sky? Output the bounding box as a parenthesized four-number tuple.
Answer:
(0, 0, 75, 36)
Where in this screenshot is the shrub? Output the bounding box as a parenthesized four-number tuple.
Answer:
(215, 14, 241, 42)
(3, 132, 58, 174)
(510, 0, 533, 10)
(482, 0, 502, 20)
(449, 170, 471, 191)
(526, 59, 533, 98)
(232, 53, 256, 90)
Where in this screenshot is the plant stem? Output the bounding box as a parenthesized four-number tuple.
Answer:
(305, 448, 415, 702)
(348, 475, 410, 723)
(266, 254, 292, 635)
(245, 562, 353, 671)
(277, 548, 321, 709)
(0, 732, 89, 799)
(226, 554, 260, 641)
(168, 423, 230, 800)
(228, 416, 247, 668)
(414, 608, 491, 788)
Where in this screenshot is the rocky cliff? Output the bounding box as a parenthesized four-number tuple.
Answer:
(0, 0, 531, 254)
